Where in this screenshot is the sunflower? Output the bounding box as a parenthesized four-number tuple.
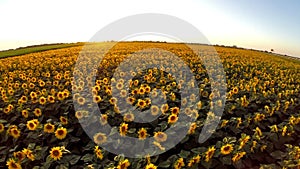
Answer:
(137, 99, 146, 109)
(168, 114, 178, 124)
(39, 96, 47, 105)
(154, 131, 167, 142)
(188, 122, 197, 135)
(93, 132, 107, 145)
(160, 104, 169, 114)
(174, 157, 185, 169)
(126, 97, 136, 105)
(47, 95, 55, 103)
(123, 113, 134, 122)
(9, 126, 21, 139)
(93, 95, 102, 103)
(117, 159, 130, 169)
(138, 128, 147, 140)
(75, 111, 84, 119)
(22, 148, 35, 161)
(49, 147, 63, 160)
(205, 146, 215, 162)
(0, 123, 4, 133)
(94, 146, 103, 160)
(57, 92, 65, 101)
(6, 158, 22, 169)
(60, 116, 68, 125)
(239, 135, 250, 149)
(21, 110, 29, 118)
(170, 107, 180, 115)
(232, 151, 246, 163)
(232, 87, 239, 94)
(187, 155, 201, 167)
(145, 163, 157, 169)
(55, 127, 67, 140)
(221, 119, 229, 128)
(116, 82, 124, 90)
(109, 97, 118, 105)
(44, 123, 55, 133)
(221, 144, 234, 155)
(77, 96, 86, 105)
(120, 90, 127, 98)
(99, 114, 108, 125)
(26, 120, 38, 131)
(119, 123, 128, 137)
(150, 105, 160, 116)
(13, 151, 26, 162)
(33, 108, 42, 117)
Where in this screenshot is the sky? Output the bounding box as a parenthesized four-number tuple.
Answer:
(0, 0, 299, 57)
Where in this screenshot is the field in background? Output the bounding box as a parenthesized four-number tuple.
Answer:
(0, 43, 84, 59)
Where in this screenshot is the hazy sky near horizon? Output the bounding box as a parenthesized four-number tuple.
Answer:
(0, 0, 299, 57)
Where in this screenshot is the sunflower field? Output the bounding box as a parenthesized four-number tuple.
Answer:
(0, 42, 299, 169)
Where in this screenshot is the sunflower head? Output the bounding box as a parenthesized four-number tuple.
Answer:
(49, 147, 63, 161)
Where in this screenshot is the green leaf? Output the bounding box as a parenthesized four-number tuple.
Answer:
(270, 150, 285, 159)
(222, 156, 232, 165)
(69, 155, 81, 165)
(179, 150, 190, 158)
(0, 119, 7, 123)
(158, 160, 171, 168)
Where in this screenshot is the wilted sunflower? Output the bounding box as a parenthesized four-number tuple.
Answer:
(221, 144, 234, 155)
(55, 127, 67, 140)
(49, 147, 63, 160)
(154, 131, 167, 142)
(93, 132, 107, 145)
(44, 123, 55, 133)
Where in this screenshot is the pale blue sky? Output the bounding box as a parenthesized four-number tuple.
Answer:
(0, 0, 299, 57)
